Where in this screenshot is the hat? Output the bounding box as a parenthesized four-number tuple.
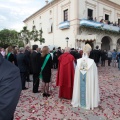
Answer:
(83, 44, 92, 53)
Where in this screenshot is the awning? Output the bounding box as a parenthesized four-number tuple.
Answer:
(76, 35, 96, 42)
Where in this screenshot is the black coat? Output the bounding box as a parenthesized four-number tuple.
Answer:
(25, 50, 31, 69)
(30, 51, 41, 74)
(17, 53, 28, 73)
(90, 49, 101, 63)
(0, 53, 22, 120)
(40, 54, 52, 83)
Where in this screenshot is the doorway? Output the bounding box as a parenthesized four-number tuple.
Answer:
(85, 41, 94, 49)
(101, 36, 112, 50)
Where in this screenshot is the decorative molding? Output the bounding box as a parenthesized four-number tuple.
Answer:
(85, 1, 96, 9)
(61, 1, 71, 8)
(117, 13, 120, 17)
(103, 8, 112, 14)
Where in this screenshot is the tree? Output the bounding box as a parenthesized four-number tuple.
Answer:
(0, 29, 19, 47)
(18, 26, 45, 46)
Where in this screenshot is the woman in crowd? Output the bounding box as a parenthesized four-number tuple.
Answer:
(40, 46, 52, 97)
(6, 46, 15, 64)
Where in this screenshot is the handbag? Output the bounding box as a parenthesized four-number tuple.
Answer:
(39, 54, 51, 79)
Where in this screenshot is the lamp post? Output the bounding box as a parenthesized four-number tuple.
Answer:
(65, 37, 69, 47)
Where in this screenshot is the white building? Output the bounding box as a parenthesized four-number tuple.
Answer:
(24, 0, 120, 50)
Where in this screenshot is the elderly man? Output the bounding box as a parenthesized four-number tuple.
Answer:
(56, 47, 75, 99)
(71, 44, 100, 110)
(0, 53, 21, 120)
(17, 47, 28, 90)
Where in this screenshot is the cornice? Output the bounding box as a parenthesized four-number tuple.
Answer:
(85, 1, 96, 9)
(23, 0, 61, 23)
(99, 0, 120, 9)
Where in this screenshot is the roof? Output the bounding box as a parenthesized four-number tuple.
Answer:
(23, 0, 56, 23)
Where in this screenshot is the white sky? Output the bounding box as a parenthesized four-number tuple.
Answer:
(0, 0, 52, 32)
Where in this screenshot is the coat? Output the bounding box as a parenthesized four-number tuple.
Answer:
(17, 53, 28, 73)
(30, 51, 41, 74)
(0, 53, 22, 120)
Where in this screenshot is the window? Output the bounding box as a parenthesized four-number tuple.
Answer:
(88, 9, 93, 20)
(105, 14, 109, 20)
(64, 9, 68, 21)
(118, 19, 120, 25)
(48, 18, 53, 33)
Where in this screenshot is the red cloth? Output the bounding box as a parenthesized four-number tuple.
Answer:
(56, 53, 75, 99)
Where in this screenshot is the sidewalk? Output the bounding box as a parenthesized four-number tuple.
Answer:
(14, 66, 120, 120)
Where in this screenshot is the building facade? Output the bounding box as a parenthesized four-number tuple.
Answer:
(24, 0, 120, 50)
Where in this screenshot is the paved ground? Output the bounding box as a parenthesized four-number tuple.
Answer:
(14, 64, 120, 120)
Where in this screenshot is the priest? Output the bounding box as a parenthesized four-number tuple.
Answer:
(71, 44, 100, 110)
(56, 47, 75, 99)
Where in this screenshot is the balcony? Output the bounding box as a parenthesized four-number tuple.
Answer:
(58, 21, 70, 30)
(80, 19, 120, 33)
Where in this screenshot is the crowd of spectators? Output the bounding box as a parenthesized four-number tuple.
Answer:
(88, 16, 120, 27)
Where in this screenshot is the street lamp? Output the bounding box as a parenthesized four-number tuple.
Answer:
(65, 37, 69, 47)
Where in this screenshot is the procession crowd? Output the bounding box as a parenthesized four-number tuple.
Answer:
(0, 44, 120, 120)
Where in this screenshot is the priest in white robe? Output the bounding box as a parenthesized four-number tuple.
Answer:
(71, 44, 100, 110)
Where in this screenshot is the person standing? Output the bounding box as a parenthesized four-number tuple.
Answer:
(30, 45, 41, 93)
(39, 46, 52, 97)
(17, 47, 28, 90)
(90, 46, 101, 67)
(101, 50, 107, 67)
(25, 45, 31, 82)
(53, 48, 58, 69)
(0, 53, 22, 120)
(56, 47, 75, 99)
(112, 49, 117, 67)
(71, 44, 100, 110)
(107, 50, 112, 66)
(6, 46, 15, 64)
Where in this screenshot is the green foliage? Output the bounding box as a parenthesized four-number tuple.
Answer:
(18, 41, 24, 47)
(0, 29, 19, 47)
(18, 26, 45, 45)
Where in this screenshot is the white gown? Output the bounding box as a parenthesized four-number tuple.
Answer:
(71, 55, 100, 110)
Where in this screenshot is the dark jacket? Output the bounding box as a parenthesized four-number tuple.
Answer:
(17, 53, 28, 73)
(25, 50, 31, 69)
(0, 53, 22, 120)
(30, 51, 41, 74)
(90, 49, 101, 63)
(40, 54, 52, 83)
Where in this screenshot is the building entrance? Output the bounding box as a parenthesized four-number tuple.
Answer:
(85, 41, 94, 49)
(101, 36, 112, 50)
(117, 38, 120, 51)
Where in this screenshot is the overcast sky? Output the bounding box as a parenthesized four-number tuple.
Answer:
(0, 0, 52, 32)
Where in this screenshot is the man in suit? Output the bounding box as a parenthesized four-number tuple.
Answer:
(31, 45, 41, 93)
(17, 47, 28, 90)
(0, 53, 22, 120)
(24, 45, 31, 82)
(90, 46, 101, 67)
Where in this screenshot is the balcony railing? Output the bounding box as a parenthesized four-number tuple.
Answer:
(58, 21, 70, 30)
(80, 19, 120, 32)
